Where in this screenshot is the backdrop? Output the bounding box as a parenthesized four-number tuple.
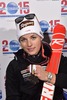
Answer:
(0, 0, 67, 100)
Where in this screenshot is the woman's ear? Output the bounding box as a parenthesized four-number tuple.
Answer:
(40, 37, 43, 41)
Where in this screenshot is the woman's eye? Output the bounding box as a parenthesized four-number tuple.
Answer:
(32, 36, 36, 39)
(20, 38, 26, 42)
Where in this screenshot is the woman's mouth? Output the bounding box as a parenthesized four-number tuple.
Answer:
(27, 47, 35, 52)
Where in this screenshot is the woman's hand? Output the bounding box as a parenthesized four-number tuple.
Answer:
(32, 65, 56, 84)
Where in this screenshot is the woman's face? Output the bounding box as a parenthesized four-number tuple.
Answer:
(19, 33, 42, 55)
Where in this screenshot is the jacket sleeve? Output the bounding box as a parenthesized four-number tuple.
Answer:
(55, 55, 67, 88)
(5, 60, 21, 100)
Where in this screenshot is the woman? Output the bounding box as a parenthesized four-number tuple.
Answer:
(5, 13, 67, 100)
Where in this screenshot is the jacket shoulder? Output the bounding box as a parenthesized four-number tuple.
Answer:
(6, 58, 19, 72)
(59, 55, 67, 73)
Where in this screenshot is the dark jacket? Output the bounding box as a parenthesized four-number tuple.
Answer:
(5, 44, 67, 100)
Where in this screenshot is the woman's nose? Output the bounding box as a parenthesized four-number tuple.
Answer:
(27, 40, 32, 46)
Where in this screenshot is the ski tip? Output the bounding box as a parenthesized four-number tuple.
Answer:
(53, 24, 66, 34)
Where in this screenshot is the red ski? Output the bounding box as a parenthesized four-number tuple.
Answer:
(40, 24, 66, 100)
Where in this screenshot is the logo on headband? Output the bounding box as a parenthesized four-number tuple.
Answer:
(19, 21, 34, 30)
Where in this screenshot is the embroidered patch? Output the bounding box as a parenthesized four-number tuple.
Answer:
(19, 20, 34, 30)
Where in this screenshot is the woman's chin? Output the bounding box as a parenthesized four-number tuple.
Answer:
(28, 52, 38, 56)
